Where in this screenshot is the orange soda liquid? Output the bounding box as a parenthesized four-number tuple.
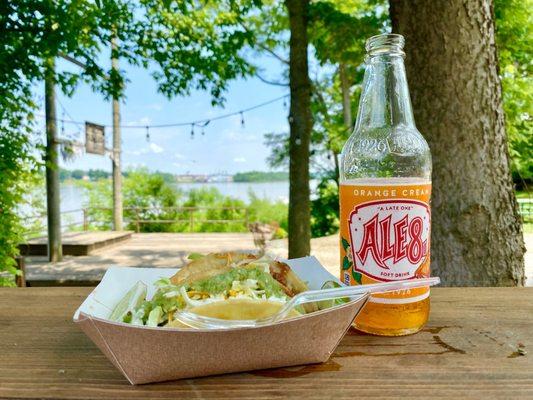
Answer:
(339, 178, 431, 336)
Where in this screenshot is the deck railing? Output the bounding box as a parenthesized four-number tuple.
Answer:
(518, 198, 533, 220)
(24, 206, 250, 237)
(23, 198, 532, 238)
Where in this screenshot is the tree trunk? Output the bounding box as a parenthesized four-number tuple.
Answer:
(285, 0, 312, 258)
(111, 33, 123, 231)
(339, 62, 352, 130)
(44, 57, 62, 262)
(389, 0, 525, 286)
(336, 62, 352, 185)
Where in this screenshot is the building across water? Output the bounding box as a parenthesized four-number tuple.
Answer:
(175, 174, 233, 183)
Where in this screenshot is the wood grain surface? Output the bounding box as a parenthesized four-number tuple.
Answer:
(1, 287, 532, 399)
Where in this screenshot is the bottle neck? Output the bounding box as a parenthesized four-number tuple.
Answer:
(354, 55, 415, 131)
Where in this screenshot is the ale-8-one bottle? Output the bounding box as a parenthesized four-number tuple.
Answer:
(339, 34, 432, 336)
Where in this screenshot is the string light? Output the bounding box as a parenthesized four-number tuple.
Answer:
(39, 94, 289, 132)
(41, 94, 290, 147)
(199, 120, 210, 136)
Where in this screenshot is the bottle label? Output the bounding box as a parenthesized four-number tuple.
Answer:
(339, 182, 431, 304)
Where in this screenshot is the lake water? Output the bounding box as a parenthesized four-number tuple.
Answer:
(59, 180, 320, 212)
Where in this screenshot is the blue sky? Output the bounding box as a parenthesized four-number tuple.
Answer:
(35, 55, 289, 175)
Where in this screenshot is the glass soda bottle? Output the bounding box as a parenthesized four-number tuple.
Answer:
(339, 33, 432, 336)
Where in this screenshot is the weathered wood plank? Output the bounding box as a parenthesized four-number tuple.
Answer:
(24, 233, 257, 285)
(0, 287, 532, 399)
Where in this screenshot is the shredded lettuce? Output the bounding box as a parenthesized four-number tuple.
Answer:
(111, 265, 288, 326)
(146, 306, 164, 327)
(188, 253, 204, 260)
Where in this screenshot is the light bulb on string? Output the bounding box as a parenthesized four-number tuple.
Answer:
(240, 112, 245, 128)
(145, 126, 150, 141)
(190, 123, 195, 139)
(201, 120, 210, 136)
(283, 98, 288, 109)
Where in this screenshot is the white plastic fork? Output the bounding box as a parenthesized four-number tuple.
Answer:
(172, 277, 441, 329)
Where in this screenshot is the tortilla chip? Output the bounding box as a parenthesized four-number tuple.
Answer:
(269, 261, 318, 313)
(170, 252, 255, 286)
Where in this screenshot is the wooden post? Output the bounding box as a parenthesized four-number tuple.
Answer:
(83, 208, 88, 231)
(111, 33, 123, 231)
(15, 257, 26, 287)
(135, 208, 140, 233)
(44, 57, 62, 262)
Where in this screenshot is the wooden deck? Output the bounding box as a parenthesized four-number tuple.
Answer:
(19, 231, 133, 256)
(23, 232, 533, 286)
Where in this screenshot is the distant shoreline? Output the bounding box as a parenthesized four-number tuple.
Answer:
(59, 168, 289, 184)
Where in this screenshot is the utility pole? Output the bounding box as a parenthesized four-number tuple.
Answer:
(111, 33, 123, 231)
(44, 57, 62, 262)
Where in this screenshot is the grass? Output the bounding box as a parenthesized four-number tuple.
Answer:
(516, 190, 532, 199)
(523, 222, 533, 234)
(516, 191, 532, 234)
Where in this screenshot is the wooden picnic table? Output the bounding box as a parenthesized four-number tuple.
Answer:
(1, 287, 532, 399)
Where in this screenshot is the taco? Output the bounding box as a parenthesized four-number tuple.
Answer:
(109, 252, 317, 328)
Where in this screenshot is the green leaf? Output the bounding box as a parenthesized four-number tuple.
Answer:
(352, 270, 362, 284)
(342, 256, 352, 270)
(341, 237, 350, 251)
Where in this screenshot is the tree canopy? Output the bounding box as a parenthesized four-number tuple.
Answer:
(494, 0, 533, 183)
(0, 0, 257, 283)
(262, 0, 530, 237)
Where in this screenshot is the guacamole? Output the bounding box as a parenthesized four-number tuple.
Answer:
(188, 266, 286, 298)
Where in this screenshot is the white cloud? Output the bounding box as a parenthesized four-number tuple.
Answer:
(125, 162, 146, 168)
(148, 103, 163, 111)
(224, 130, 258, 142)
(174, 152, 185, 159)
(126, 116, 151, 126)
(127, 145, 163, 155)
(149, 143, 163, 153)
(125, 149, 142, 156)
(233, 157, 246, 163)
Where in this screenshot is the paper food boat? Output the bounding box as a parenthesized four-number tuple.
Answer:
(73, 256, 368, 384)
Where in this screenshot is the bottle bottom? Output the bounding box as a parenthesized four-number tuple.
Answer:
(353, 297, 430, 337)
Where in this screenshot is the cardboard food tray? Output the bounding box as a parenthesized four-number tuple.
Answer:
(73, 256, 369, 384)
